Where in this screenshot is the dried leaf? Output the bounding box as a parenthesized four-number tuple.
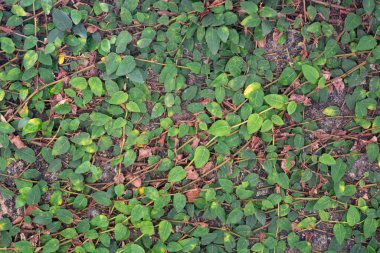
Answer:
(138, 148, 153, 161)
(186, 166, 199, 180)
(114, 172, 125, 184)
(87, 25, 98, 33)
(332, 77, 345, 93)
(9, 134, 27, 149)
(289, 94, 312, 106)
(199, 161, 213, 175)
(186, 187, 201, 203)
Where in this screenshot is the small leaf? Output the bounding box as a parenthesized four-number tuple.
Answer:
(114, 223, 129, 241)
(23, 50, 38, 70)
(366, 143, 379, 162)
(205, 27, 220, 55)
(124, 243, 145, 253)
(168, 166, 186, 183)
(208, 120, 231, 137)
(89, 77, 103, 96)
(278, 67, 297, 86)
(247, 113, 263, 134)
(363, 0, 375, 14)
(319, 153, 336, 165)
(344, 13, 361, 31)
(226, 208, 243, 224)
(91, 191, 112, 206)
(55, 209, 73, 224)
(125, 101, 140, 112)
(346, 206, 360, 226)
(52, 8, 73, 31)
(116, 56, 136, 76)
(357, 36, 377, 51)
(0, 37, 16, 53)
(264, 94, 286, 109)
(70, 77, 88, 90)
(323, 106, 340, 116)
(194, 146, 210, 169)
(26, 185, 41, 205)
(333, 224, 346, 245)
(302, 64, 319, 84)
(109, 91, 128, 105)
(158, 220, 172, 242)
(363, 218, 378, 238)
(52, 136, 70, 156)
(151, 103, 165, 119)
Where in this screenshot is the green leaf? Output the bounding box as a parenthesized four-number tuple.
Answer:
(205, 27, 220, 55)
(109, 91, 128, 105)
(357, 36, 377, 51)
(366, 143, 379, 162)
(240, 2, 258, 15)
(260, 6, 276, 18)
(226, 208, 243, 224)
(41, 0, 53, 14)
(247, 113, 263, 134)
(241, 14, 261, 27)
(125, 101, 141, 112)
(173, 193, 186, 212)
(206, 102, 223, 118)
(287, 101, 297, 115)
(61, 228, 78, 239)
(70, 9, 82, 25)
(15, 148, 36, 163)
(302, 64, 319, 84)
(333, 224, 346, 245)
(319, 154, 336, 165)
(23, 118, 42, 135)
(363, 218, 378, 238)
(344, 13, 361, 31)
(43, 239, 59, 253)
(23, 50, 38, 70)
(0, 122, 15, 134)
(89, 77, 103, 96)
(210, 73, 228, 87)
(158, 220, 172, 242)
(76, 161, 92, 174)
(322, 106, 340, 116)
(151, 103, 165, 119)
(313, 196, 332, 210)
(346, 206, 360, 226)
(124, 243, 145, 253)
(264, 94, 286, 109)
(114, 223, 129, 241)
(168, 166, 186, 183)
(52, 8, 72, 31)
(194, 146, 210, 169)
(140, 220, 154, 235)
(363, 0, 375, 14)
(271, 114, 284, 126)
(105, 53, 122, 75)
(217, 26, 229, 42)
(278, 173, 290, 189)
(91, 191, 112, 206)
(116, 56, 136, 76)
(331, 159, 347, 183)
(0, 37, 15, 53)
(52, 136, 70, 156)
(55, 209, 73, 224)
(208, 120, 231, 137)
(26, 185, 41, 205)
(70, 77, 88, 90)
(278, 67, 297, 86)
(137, 38, 152, 48)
